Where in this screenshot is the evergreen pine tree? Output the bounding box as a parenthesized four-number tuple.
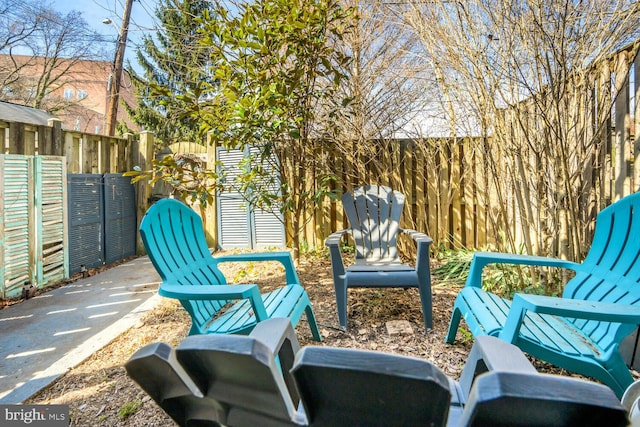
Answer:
(124, 0, 212, 145)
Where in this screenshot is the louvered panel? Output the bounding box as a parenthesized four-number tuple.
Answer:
(248, 145, 285, 248)
(218, 194, 251, 248)
(104, 174, 136, 264)
(254, 207, 285, 248)
(216, 146, 285, 249)
(67, 174, 104, 274)
(217, 147, 245, 185)
(0, 155, 32, 299)
(217, 147, 251, 248)
(35, 156, 67, 286)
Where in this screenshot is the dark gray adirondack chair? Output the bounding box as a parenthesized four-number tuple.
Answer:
(325, 185, 433, 330)
(125, 318, 629, 427)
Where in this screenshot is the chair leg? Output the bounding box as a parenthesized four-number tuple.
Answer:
(446, 305, 462, 343)
(417, 281, 433, 330)
(334, 278, 348, 330)
(601, 353, 635, 399)
(305, 304, 323, 342)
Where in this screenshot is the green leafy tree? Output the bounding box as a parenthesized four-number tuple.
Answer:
(131, 0, 353, 261)
(203, 0, 353, 260)
(124, 0, 214, 146)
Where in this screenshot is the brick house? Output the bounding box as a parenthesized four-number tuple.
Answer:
(0, 55, 138, 135)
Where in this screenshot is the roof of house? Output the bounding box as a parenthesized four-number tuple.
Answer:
(0, 101, 58, 127)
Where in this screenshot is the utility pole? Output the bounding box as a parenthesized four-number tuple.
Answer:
(105, 0, 134, 136)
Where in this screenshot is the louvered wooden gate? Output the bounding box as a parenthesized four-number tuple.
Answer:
(216, 146, 285, 249)
(0, 155, 67, 299)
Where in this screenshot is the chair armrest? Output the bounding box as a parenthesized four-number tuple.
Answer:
(465, 251, 580, 288)
(512, 293, 640, 321)
(325, 230, 349, 277)
(499, 293, 640, 343)
(212, 251, 300, 285)
(400, 229, 433, 274)
(457, 335, 536, 401)
(250, 318, 301, 356)
(159, 283, 260, 300)
(325, 230, 349, 247)
(400, 228, 433, 245)
(159, 283, 269, 320)
(249, 318, 302, 405)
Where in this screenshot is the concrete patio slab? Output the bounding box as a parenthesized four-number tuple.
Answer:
(0, 256, 161, 404)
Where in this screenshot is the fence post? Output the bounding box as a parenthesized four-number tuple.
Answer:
(64, 131, 80, 173)
(8, 122, 24, 154)
(205, 132, 218, 249)
(44, 118, 63, 155)
(135, 131, 154, 254)
(123, 133, 135, 172)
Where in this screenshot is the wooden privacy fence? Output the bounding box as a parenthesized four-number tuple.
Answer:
(287, 44, 640, 260)
(179, 137, 494, 254)
(156, 40, 640, 261)
(287, 137, 495, 254)
(188, 122, 639, 259)
(0, 119, 157, 298)
(1, 119, 156, 252)
(1, 118, 137, 173)
(290, 126, 639, 259)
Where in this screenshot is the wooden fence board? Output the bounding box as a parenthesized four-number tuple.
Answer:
(415, 143, 427, 235)
(614, 52, 631, 199)
(404, 141, 415, 226)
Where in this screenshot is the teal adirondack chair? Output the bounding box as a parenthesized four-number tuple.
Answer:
(140, 198, 321, 341)
(325, 185, 433, 330)
(447, 191, 640, 397)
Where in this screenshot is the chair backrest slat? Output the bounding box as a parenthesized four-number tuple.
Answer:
(176, 334, 300, 425)
(562, 193, 640, 351)
(343, 185, 404, 263)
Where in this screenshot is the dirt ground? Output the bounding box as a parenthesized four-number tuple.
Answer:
(24, 252, 613, 426)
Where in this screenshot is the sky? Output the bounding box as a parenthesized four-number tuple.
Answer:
(49, 0, 159, 65)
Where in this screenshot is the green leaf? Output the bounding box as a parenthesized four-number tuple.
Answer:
(288, 128, 301, 139)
